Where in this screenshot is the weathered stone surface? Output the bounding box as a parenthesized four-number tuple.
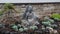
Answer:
(0, 4, 60, 24)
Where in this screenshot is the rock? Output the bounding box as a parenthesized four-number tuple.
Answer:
(53, 30, 58, 34)
(5, 31, 10, 34)
(21, 20, 29, 27)
(10, 32, 17, 34)
(0, 23, 5, 28)
(24, 27, 28, 31)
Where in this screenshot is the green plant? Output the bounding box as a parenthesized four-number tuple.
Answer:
(42, 21, 51, 26)
(0, 11, 4, 16)
(30, 26, 38, 30)
(11, 24, 18, 31)
(51, 13, 60, 20)
(19, 28, 24, 32)
(4, 3, 14, 10)
(0, 3, 19, 16)
(0, 3, 15, 16)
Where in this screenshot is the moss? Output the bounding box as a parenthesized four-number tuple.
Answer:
(51, 13, 60, 20)
(0, 11, 4, 16)
(0, 3, 14, 16)
(4, 3, 14, 10)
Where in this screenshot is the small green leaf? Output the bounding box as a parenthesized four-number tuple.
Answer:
(30, 26, 38, 30)
(42, 21, 51, 26)
(11, 25, 18, 31)
(19, 28, 24, 32)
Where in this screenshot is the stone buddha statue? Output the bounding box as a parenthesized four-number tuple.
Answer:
(22, 5, 39, 27)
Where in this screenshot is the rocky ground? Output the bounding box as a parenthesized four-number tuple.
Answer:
(0, 3, 60, 24)
(0, 3, 60, 34)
